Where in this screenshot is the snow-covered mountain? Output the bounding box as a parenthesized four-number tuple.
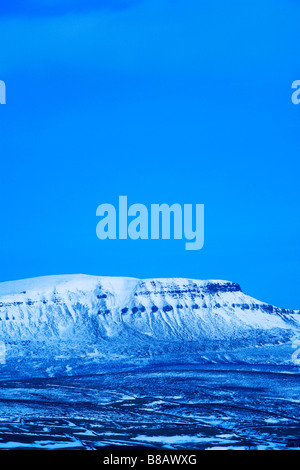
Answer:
(0, 274, 299, 378)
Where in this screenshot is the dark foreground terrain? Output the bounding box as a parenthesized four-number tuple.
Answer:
(0, 365, 299, 450)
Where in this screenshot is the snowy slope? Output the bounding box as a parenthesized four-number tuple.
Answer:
(0, 274, 299, 377)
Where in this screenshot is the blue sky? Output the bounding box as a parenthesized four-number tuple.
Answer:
(0, 0, 299, 308)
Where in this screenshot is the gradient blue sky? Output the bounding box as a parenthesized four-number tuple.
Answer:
(0, 0, 299, 308)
